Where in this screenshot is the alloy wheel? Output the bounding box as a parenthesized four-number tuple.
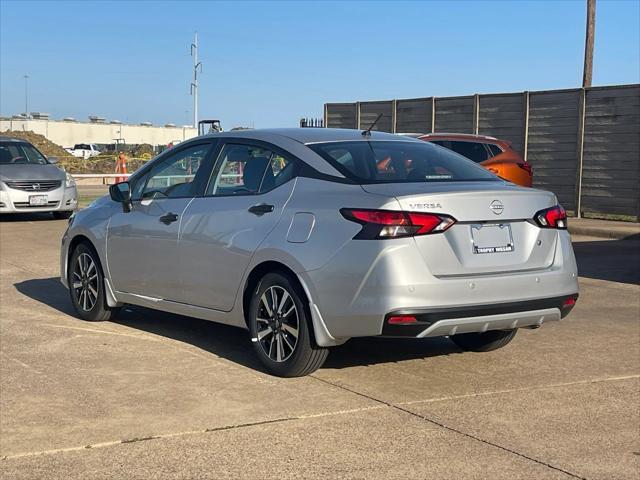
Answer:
(256, 285, 299, 362)
(72, 253, 99, 311)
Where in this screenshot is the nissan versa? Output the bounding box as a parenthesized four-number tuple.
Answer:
(60, 128, 579, 377)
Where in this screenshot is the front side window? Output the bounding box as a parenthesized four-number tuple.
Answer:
(309, 141, 498, 184)
(0, 143, 47, 165)
(140, 144, 209, 199)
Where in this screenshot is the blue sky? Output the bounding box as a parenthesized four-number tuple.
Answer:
(1, 0, 638, 129)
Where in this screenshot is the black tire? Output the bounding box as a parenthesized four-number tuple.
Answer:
(450, 329, 517, 352)
(53, 211, 73, 220)
(248, 272, 328, 377)
(68, 243, 118, 321)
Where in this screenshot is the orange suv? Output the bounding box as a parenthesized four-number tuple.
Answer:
(418, 133, 532, 187)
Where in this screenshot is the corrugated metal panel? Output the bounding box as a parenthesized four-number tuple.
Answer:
(478, 93, 525, 154)
(324, 83, 640, 220)
(325, 103, 357, 129)
(527, 89, 581, 211)
(395, 98, 432, 134)
(580, 85, 640, 217)
(359, 101, 393, 132)
(434, 96, 474, 133)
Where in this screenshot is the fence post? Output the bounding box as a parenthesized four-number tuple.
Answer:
(323, 104, 328, 128)
(431, 97, 436, 133)
(575, 88, 587, 218)
(523, 91, 530, 162)
(473, 94, 480, 134)
(392, 99, 397, 133)
(356, 102, 361, 129)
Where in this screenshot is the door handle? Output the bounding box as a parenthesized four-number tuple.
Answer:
(248, 203, 275, 216)
(159, 212, 179, 225)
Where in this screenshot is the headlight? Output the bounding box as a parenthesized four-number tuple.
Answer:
(65, 173, 76, 188)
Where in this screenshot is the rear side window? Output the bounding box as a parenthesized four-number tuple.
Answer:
(207, 144, 296, 196)
(486, 143, 503, 157)
(448, 141, 490, 163)
(309, 141, 498, 184)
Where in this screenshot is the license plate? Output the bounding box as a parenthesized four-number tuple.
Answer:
(29, 195, 48, 206)
(471, 223, 514, 254)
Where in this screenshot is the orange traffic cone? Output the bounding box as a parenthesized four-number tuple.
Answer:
(115, 152, 128, 183)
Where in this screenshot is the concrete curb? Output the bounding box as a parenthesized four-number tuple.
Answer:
(569, 222, 640, 240)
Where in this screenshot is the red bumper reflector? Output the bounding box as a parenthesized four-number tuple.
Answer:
(388, 315, 418, 325)
(562, 297, 576, 308)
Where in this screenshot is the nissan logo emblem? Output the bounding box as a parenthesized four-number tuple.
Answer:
(490, 200, 504, 215)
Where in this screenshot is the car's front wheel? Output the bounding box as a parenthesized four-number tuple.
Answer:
(68, 243, 118, 321)
(248, 272, 328, 377)
(450, 329, 517, 352)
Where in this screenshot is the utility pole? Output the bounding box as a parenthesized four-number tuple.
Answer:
(190, 32, 202, 128)
(23, 74, 29, 117)
(582, 0, 596, 88)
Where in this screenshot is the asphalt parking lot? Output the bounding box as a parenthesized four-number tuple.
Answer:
(0, 214, 638, 480)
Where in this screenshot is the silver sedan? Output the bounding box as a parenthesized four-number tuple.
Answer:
(0, 136, 77, 218)
(60, 128, 579, 377)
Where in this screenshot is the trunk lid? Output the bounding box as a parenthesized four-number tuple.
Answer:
(361, 182, 559, 276)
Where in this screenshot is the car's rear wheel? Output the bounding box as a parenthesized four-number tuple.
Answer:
(53, 211, 73, 220)
(248, 272, 328, 377)
(450, 329, 517, 352)
(68, 243, 118, 321)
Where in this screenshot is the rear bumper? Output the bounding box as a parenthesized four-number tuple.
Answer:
(0, 185, 77, 213)
(304, 231, 579, 340)
(381, 294, 578, 337)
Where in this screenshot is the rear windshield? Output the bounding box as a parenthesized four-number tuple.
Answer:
(308, 140, 499, 184)
(0, 142, 48, 165)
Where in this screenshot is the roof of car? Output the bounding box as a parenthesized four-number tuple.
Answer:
(206, 128, 421, 145)
(0, 136, 31, 143)
(418, 133, 501, 142)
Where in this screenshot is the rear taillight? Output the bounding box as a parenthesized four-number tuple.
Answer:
(534, 205, 567, 229)
(340, 208, 456, 239)
(517, 162, 533, 176)
(387, 315, 418, 325)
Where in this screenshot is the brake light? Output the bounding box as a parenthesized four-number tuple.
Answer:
(388, 315, 418, 325)
(517, 162, 533, 176)
(341, 208, 456, 239)
(534, 205, 567, 229)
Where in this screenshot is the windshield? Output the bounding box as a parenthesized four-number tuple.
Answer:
(308, 140, 500, 184)
(0, 142, 48, 165)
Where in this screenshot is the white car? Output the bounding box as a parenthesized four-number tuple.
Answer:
(65, 143, 101, 159)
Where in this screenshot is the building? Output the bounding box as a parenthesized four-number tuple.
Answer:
(0, 116, 198, 149)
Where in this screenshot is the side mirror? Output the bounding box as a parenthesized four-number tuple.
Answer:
(48, 156, 59, 164)
(109, 182, 132, 213)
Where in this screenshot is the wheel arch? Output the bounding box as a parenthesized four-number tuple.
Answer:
(67, 233, 120, 308)
(241, 260, 346, 347)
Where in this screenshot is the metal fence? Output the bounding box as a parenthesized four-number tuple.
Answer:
(324, 84, 640, 220)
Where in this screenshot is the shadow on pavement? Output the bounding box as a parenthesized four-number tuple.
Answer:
(13, 277, 462, 372)
(14, 239, 635, 372)
(0, 212, 60, 222)
(572, 239, 640, 285)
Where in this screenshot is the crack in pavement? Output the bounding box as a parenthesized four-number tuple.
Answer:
(309, 375, 588, 480)
(0, 405, 385, 461)
(398, 373, 640, 406)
